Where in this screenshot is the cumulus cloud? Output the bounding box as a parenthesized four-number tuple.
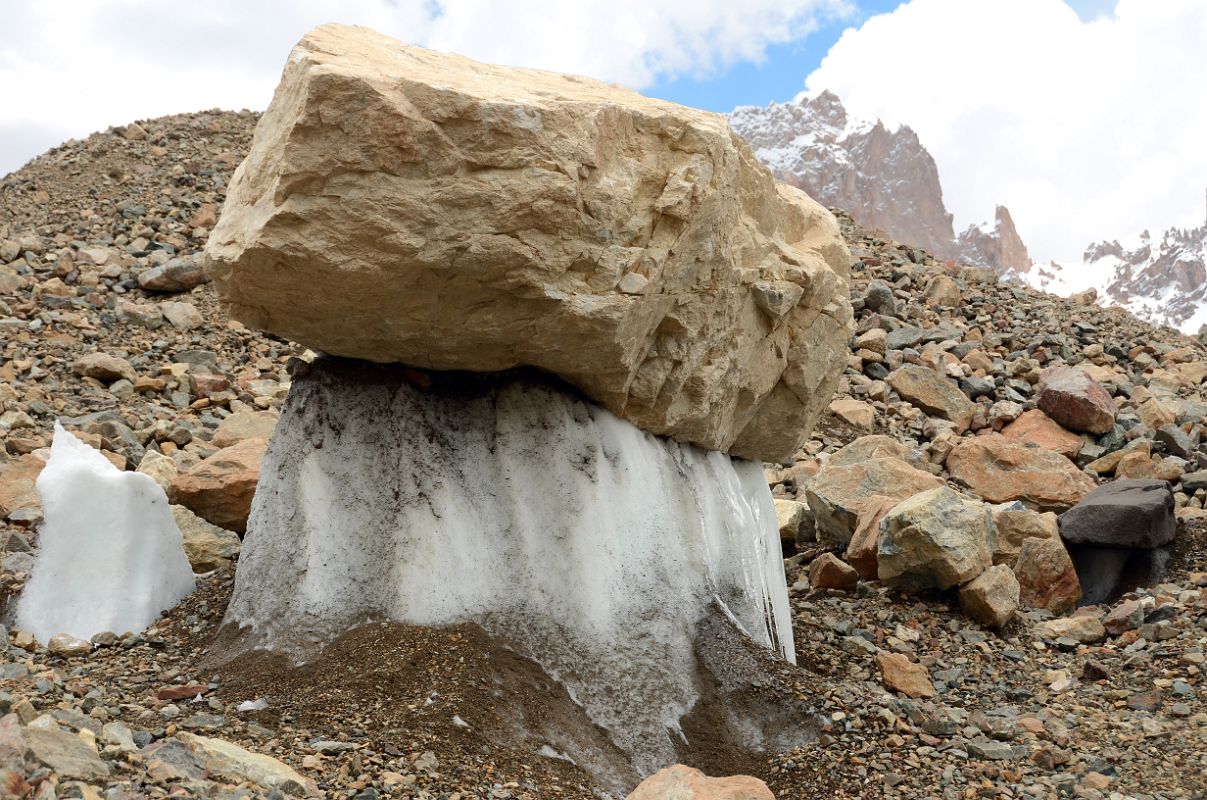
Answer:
(805, 0, 1207, 263)
(0, 0, 851, 176)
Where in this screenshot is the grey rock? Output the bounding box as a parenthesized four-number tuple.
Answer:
(1060, 479, 1175, 549)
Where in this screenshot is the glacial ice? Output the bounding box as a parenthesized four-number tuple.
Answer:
(16, 423, 195, 643)
(224, 361, 795, 774)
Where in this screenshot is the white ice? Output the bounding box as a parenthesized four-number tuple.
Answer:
(16, 423, 195, 643)
(226, 369, 795, 774)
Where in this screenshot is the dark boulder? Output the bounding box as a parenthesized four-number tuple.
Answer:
(1059, 479, 1174, 549)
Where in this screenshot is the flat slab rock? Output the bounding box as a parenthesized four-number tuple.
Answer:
(1060, 479, 1175, 549)
(205, 24, 853, 462)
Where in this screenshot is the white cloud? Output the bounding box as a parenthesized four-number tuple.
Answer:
(0, 0, 850, 177)
(805, 0, 1207, 263)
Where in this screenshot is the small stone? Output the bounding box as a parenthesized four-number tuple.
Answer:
(1035, 615, 1106, 644)
(47, 633, 92, 657)
(626, 764, 773, 800)
(71, 353, 136, 384)
(808, 553, 859, 590)
(876, 652, 936, 698)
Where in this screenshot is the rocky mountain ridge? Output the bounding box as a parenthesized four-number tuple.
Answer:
(729, 91, 1033, 275)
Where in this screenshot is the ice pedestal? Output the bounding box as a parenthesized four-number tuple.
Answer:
(17, 424, 195, 643)
(219, 359, 796, 773)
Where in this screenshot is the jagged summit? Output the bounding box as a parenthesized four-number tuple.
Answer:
(730, 91, 1031, 275)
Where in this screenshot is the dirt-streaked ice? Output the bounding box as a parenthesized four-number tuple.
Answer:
(222, 360, 796, 775)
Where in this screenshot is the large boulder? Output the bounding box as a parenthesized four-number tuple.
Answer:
(205, 24, 853, 462)
(806, 457, 942, 545)
(1001, 409, 1082, 459)
(946, 434, 1096, 511)
(1037, 366, 1117, 435)
(887, 364, 975, 432)
(958, 564, 1020, 628)
(990, 504, 1060, 568)
(170, 438, 267, 533)
(1013, 536, 1081, 614)
(876, 487, 993, 592)
(1059, 479, 1176, 549)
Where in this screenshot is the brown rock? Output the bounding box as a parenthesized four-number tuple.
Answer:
(212, 410, 279, 449)
(626, 764, 773, 800)
(1013, 536, 1081, 614)
(170, 438, 267, 533)
(991, 506, 1060, 568)
(946, 434, 1096, 511)
(888, 364, 975, 432)
(845, 495, 900, 580)
(157, 684, 210, 701)
(71, 352, 136, 384)
(1037, 366, 1117, 435)
(206, 24, 854, 463)
(958, 564, 1020, 628)
(808, 552, 859, 590)
(828, 396, 875, 431)
(877, 652, 936, 698)
(1103, 598, 1144, 635)
(0, 453, 47, 518)
(1035, 615, 1106, 644)
(1001, 409, 1082, 459)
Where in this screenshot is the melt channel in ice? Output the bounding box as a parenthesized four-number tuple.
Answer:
(222, 360, 795, 773)
(16, 423, 195, 643)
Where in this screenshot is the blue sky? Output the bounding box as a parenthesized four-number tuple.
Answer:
(649, 0, 1115, 112)
(650, 0, 905, 112)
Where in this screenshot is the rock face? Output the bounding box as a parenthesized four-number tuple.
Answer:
(218, 358, 796, 779)
(1059, 479, 1176, 549)
(946, 434, 1096, 511)
(956, 206, 1033, 276)
(206, 24, 853, 462)
(876, 487, 993, 592)
(1037, 367, 1117, 435)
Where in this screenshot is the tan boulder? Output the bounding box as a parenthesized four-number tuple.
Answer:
(626, 765, 773, 800)
(71, 353, 136, 384)
(136, 450, 179, 493)
(206, 24, 853, 462)
(958, 564, 1020, 628)
(876, 487, 993, 592)
(828, 396, 875, 431)
(1001, 409, 1082, 459)
(946, 434, 1096, 511)
(773, 499, 808, 547)
(828, 434, 917, 467)
(172, 505, 242, 573)
(888, 364, 975, 432)
(990, 506, 1060, 567)
(170, 438, 267, 533)
(1035, 615, 1106, 644)
(212, 410, 279, 449)
(806, 456, 942, 545)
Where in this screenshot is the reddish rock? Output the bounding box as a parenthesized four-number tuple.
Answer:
(945, 434, 1096, 511)
(877, 652, 936, 698)
(1001, 409, 1082, 459)
(626, 765, 773, 800)
(1037, 366, 1117, 435)
(1013, 536, 1081, 614)
(157, 684, 210, 701)
(806, 456, 942, 544)
(190, 372, 231, 395)
(1103, 598, 1144, 635)
(170, 438, 267, 533)
(845, 495, 900, 580)
(808, 553, 859, 590)
(0, 453, 47, 518)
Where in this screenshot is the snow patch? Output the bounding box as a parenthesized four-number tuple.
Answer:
(16, 423, 195, 643)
